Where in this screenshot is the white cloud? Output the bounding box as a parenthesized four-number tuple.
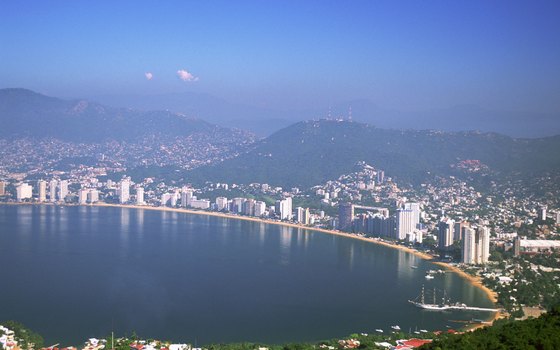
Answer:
(145, 72, 153, 80)
(177, 69, 198, 82)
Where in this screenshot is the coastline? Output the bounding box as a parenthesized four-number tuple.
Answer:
(2, 201, 503, 330)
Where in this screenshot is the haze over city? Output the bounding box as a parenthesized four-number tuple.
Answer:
(2, 1, 560, 349)
(2, 1, 560, 136)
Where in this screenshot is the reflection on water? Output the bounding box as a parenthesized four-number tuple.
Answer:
(0, 205, 495, 346)
(279, 225, 291, 266)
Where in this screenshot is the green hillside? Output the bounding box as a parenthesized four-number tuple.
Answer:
(186, 119, 560, 188)
(420, 306, 560, 350)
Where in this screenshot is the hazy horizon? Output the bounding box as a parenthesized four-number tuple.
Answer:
(1, 1, 560, 136)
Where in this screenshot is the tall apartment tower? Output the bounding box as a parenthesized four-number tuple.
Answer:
(275, 197, 293, 220)
(136, 187, 145, 205)
(338, 202, 354, 231)
(396, 203, 420, 240)
(476, 226, 490, 264)
(243, 199, 256, 216)
(254, 201, 267, 217)
(181, 187, 193, 207)
(232, 197, 245, 213)
(376, 170, 385, 184)
(454, 221, 468, 241)
(78, 189, 89, 204)
(438, 217, 455, 251)
(295, 207, 310, 225)
(462, 225, 490, 264)
(538, 205, 547, 221)
(216, 197, 228, 211)
(462, 227, 476, 264)
(16, 183, 33, 201)
(118, 179, 130, 204)
(49, 179, 58, 202)
(404, 202, 421, 224)
(38, 180, 47, 202)
(58, 180, 69, 202)
(88, 189, 99, 203)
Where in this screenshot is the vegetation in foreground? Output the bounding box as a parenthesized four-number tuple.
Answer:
(4, 307, 560, 350)
(419, 305, 560, 350)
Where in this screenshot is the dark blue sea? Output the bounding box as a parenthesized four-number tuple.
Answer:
(0, 205, 494, 345)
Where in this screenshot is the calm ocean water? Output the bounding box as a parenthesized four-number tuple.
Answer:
(0, 205, 494, 345)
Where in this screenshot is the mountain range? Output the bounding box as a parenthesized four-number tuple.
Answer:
(186, 119, 560, 188)
(0, 88, 241, 142)
(91, 92, 560, 138)
(2, 88, 560, 190)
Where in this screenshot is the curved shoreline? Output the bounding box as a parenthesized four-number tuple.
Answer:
(94, 203, 507, 330)
(2, 201, 503, 330)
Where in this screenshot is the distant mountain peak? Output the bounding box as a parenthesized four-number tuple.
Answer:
(0, 88, 245, 142)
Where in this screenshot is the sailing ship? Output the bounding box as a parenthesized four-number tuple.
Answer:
(408, 285, 466, 311)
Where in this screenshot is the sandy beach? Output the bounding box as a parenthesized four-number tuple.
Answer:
(3, 201, 504, 330)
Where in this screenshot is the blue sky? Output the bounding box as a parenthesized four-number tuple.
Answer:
(1, 0, 560, 113)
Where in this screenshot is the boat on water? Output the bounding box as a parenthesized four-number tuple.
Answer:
(409, 286, 496, 313)
(425, 274, 434, 280)
(391, 325, 401, 331)
(375, 329, 383, 333)
(410, 265, 418, 269)
(408, 285, 455, 311)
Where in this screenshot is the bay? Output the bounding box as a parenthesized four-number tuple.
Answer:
(0, 205, 494, 345)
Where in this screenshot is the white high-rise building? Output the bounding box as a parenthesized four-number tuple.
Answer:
(276, 197, 293, 220)
(477, 226, 490, 264)
(190, 199, 210, 209)
(254, 201, 267, 217)
(462, 225, 490, 264)
(49, 179, 58, 202)
(232, 197, 245, 213)
(295, 207, 310, 225)
(58, 180, 69, 202)
(118, 179, 130, 204)
(538, 205, 547, 221)
(38, 180, 47, 202)
(136, 187, 145, 205)
(216, 197, 228, 211)
(438, 217, 455, 251)
(395, 202, 421, 240)
(181, 188, 193, 207)
(243, 199, 255, 216)
(404, 202, 421, 225)
(462, 227, 476, 264)
(78, 189, 89, 204)
(16, 183, 33, 201)
(161, 193, 172, 206)
(170, 191, 180, 207)
(88, 189, 99, 203)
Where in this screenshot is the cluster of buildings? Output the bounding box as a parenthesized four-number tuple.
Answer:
(337, 200, 491, 265)
(5, 177, 318, 226)
(81, 338, 193, 350)
(3, 159, 559, 269)
(0, 326, 17, 350)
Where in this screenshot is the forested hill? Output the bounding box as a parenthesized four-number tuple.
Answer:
(186, 119, 560, 188)
(0, 88, 236, 142)
(420, 306, 560, 349)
